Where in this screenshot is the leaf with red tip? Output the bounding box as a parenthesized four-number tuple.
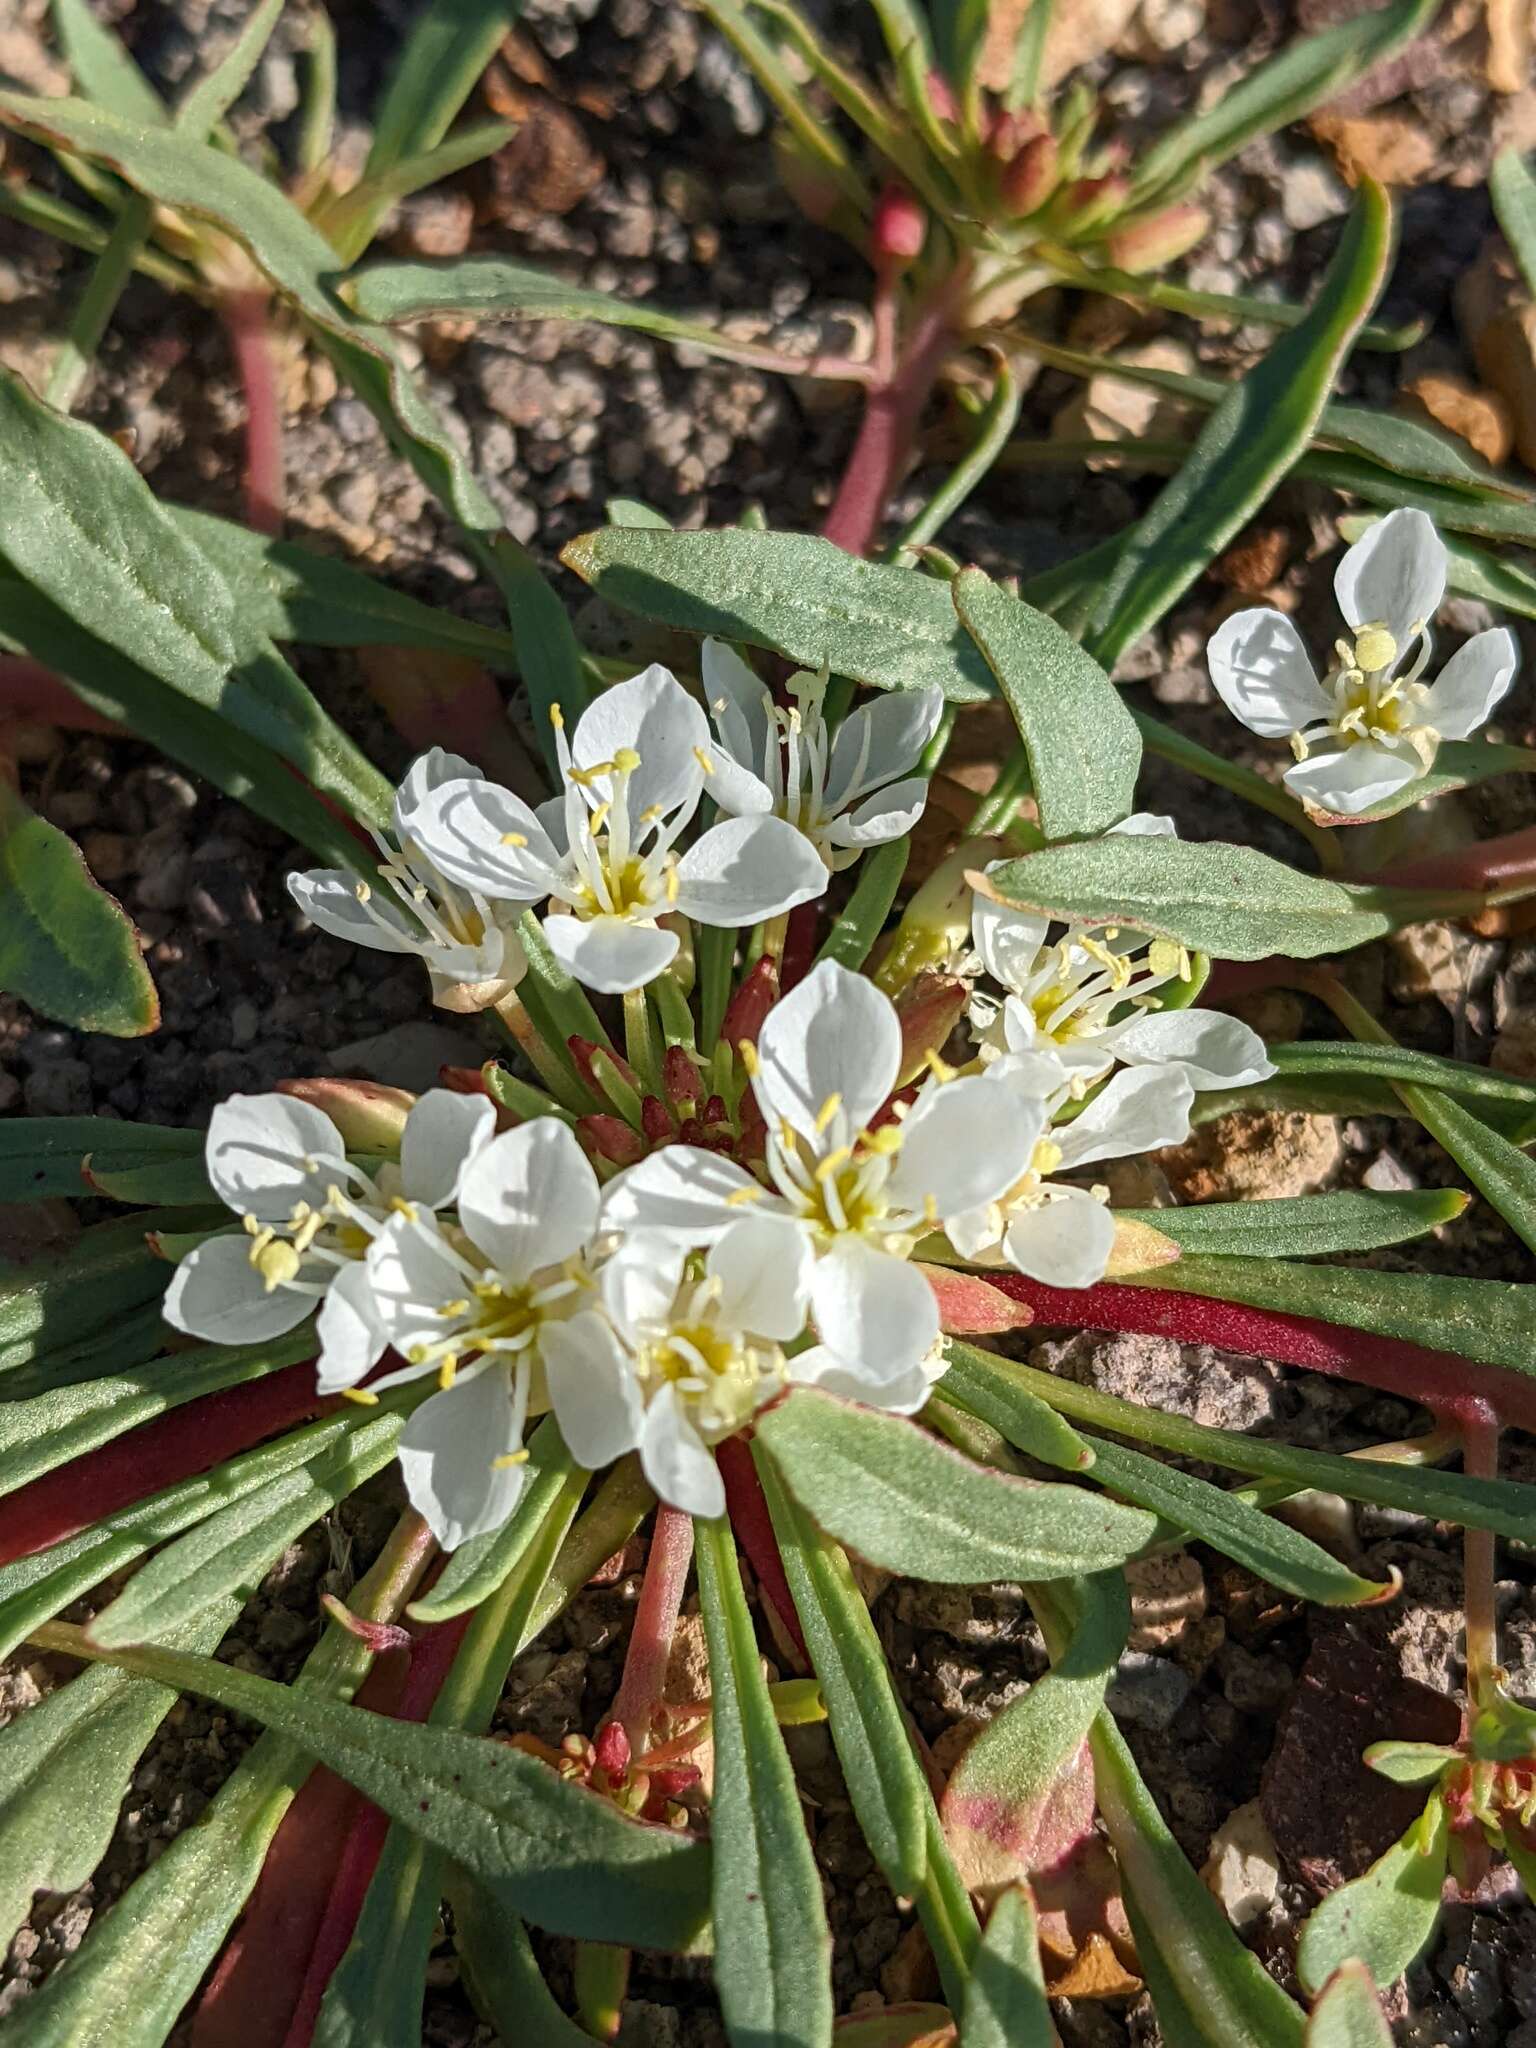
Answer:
(920, 1262, 1035, 1336)
(356, 645, 543, 802)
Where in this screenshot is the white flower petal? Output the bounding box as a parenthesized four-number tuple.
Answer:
(825, 776, 930, 848)
(787, 1345, 934, 1416)
(394, 747, 485, 837)
(1003, 1191, 1115, 1289)
(287, 870, 421, 955)
(703, 746, 775, 818)
(573, 665, 708, 823)
(944, 1202, 1002, 1263)
(706, 1213, 812, 1341)
(601, 1147, 761, 1242)
(544, 912, 678, 995)
(601, 1232, 688, 1338)
(640, 1383, 725, 1517)
(1282, 740, 1422, 815)
(703, 639, 773, 773)
(1334, 508, 1444, 645)
(457, 1120, 599, 1281)
(397, 1369, 529, 1550)
(809, 1236, 937, 1376)
(672, 815, 828, 926)
(1422, 627, 1519, 741)
(1053, 1064, 1196, 1169)
(206, 1093, 348, 1221)
(888, 1074, 1044, 1218)
(163, 1236, 316, 1345)
(826, 688, 944, 808)
(1109, 813, 1177, 837)
(1100, 1007, 1274, 1090)
(753, 958, 900, 1142)
(1206, 609, 1328, 737)
(542, 1312, 645, 1471)
(315, 1260, 385, 1392)
(366, 1213, 465, 1356)
(400, 1089, 496, 1209)
(406, 777, 565, 901)
(972, 885, 1049, 992)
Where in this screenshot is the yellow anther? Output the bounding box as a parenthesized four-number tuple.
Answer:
(1031, 1138, 1063, 1176)
(387, 1197, 419, 1221)
(407, 1344, 430, 1366)
(665, 863, 680, 905)
(473, 1278, 504, 1300)
(587, 801, 612, 837)
(814, 1092, 843, 1134)
(725, 1183, 763, 1207)
(737, 1040, 759, 1077)
(639, 803, 666, 825)
(340, 1386, 380, 1405)
(693, 746, 715, 776)
(492, 1447, 532, 1469)
(861, 1125, 903, 1156)
(614, 747, 642, 774)
(438, 1299, 469, 1318)
(779, 1118, 798, 1153)
(252, 1239, 301, 1292)
(549, 703, 565, 730)
(569, 762, 612, 789)
(355, 881, 372, 903)
(1353, 624, 1398, 674)
(1146, 939, 1184, 981)
(923, 1048, 957, 1084)
(500, 831, 529, 847)
(923, 1193, 939, 1224)
(814, 1145, 853, 1183)
(437, 1356, 458, 1390)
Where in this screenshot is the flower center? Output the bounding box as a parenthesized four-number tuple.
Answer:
(563, 744, 684, 924)
(1289, 620, 1439, 772)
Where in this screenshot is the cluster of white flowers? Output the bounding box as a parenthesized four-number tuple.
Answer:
(1207, 509, 1518, 818)
(168, 644, 1287, 1548)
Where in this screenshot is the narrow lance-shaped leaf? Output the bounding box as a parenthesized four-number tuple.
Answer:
(0, 1116, 200, 1204)
(696, 1512, 834, 2048)
(50, 0, 167, 123)
(952, 566, 1142, 838)
(1265, 1038, 1536, 1108)
(1114, 1187, 1467, 1260)
(959, 1887, 1054, 2048)
(1492, 148, 1536, 299)
(0, 776, 158, 1036)
(1087, 178, 1391, 668)
(755, 1388, 1156, 1582)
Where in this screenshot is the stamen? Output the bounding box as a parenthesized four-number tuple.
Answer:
(438, 1356, 459, 1390)
(692, 746, 715, 776)
(814, 1092, 843, 1134)
(814, 1145, 853, 1183)
(492, 1448, 531, 1469)
(340, 1387, 380, 1406)
(737, 1040, 759, 1077)
(725, 1184, 763, 1207)
(500, 831, 529, 848)
(355, 881, 372, 903)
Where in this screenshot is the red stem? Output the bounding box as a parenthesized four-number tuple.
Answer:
(608, 1503, 695, 1750)
(0, 1362, 329, 1566)
(716, 1435, 808, 1662)
(222, 287, 285, 536)
(779, 901, 821, 994)
(972, 1273, 1536, 1433)
(0, 658, 121, 734)
(1366, 825, 1536, 895)
(820, 301, 956, 557)
(1461, 1402, 1501, 1710)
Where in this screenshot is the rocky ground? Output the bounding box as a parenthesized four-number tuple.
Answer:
(5, 0, 1536, 2041)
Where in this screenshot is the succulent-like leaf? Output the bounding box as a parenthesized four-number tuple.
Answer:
(1266, 1040, 1536, 1109)
(449, 1872, 592, 2045)
(1297, 1796, 1449, 1995)
(1114, 1188, 1467, 1260)
(0, 1117, 200, 1203)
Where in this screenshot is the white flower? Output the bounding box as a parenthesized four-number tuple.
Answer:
(400, 666, 829, 994)
(542, 1216, 809, 1519)
(601, 960, 1042, 1409)
(288, 749, 528, 1012)
(969, 820, 1272, 1099)
(702, 639, 944, 871)
(364, 1119, 602, 1548)
(1207, 509, 1519, 817)
(163, 1090, 496, 1389)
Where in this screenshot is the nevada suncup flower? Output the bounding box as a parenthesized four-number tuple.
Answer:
(1207, 509, 1519, 818)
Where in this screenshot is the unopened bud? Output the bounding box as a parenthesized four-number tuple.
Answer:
(1104, 202, 1209, 275)
(720, 955, 780, 1050)
(893, 972, 968, 1086)
(593, 1719, 632, 1779)
(576, 1114, 646, 1167)
(663, 1043, 700, 1114)
(569, 1035, 639, 1101)
(871, 183, 927, 273)
(875, 835, 1003, 995)
(1001, 132, 1058, 216)
(925, 69, 961, 123)
(274, 1077, 412, 1152)
(1055, 173, 1130, 237)
(986, 105, 1041, 159)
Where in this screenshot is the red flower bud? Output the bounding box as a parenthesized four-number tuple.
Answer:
(720, 955, 780, 1051)
(663, 1044, 700, 1114)
(1104, 203, 1210, 275)
(1000, 132, 1059, 216)
(1055, 173, 1130, 236)
(893, 971, 968, 1086)
(576, 1114, 646, 1166)
(871, 183, 927, 272)
(925, 69, 961, 123)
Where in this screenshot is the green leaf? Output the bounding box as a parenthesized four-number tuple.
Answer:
(952, 567, 1141, 838)
(980, 835, 1396, 961)
(754, 1388, 1156, 1582)
(959, 1888, 1054, 2048)
(450, 1875, 593, 2047)
(366, 0, 523, 177)
(695, 1512, 834, 2048)
(1492, 148, 1536, 300)
(0, 1328, 316, 1502)
(321, 121, 514, 263)
(0, 777, 158, 1036)
(1115, 1188, 1467, 1260)
(1089, 1704, 1306, 2046)
(0, 1210, 196, 1371)
(943, 1340, 1536, 1540)
(756, 1447, 933, 1895)
(1305, 1961, 1395, 2047)
(87, 1407, 407, 1648)
(311, 1823, 440, 2048)
(1299, 739, 1536, 827)
(1297, 1796, 1448, 1995)
(815, 834, 909, 970)
(0, 1594, 239, 1949)
(0, 1117, 199, 1203)
(1087, 180, 1391, 669)
(81, 1150, 217, 1204)
(561, 527, 997, 704)
(1266, 1039, 1536, 1108)
(1363, 1739, 1460, 1785)
(1130, 0, 1435, 200)
(60, 1632, 713, 1950)
(173, 0, 283, 133)
(1390, 1077, 1536, 1260)
(50, 0, 167, 124)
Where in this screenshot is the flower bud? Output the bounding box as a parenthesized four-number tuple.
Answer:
(925, 69, 961, 123)
(1055, 173, 1130, 237)
(274, 1077, 412, 1152)
(875, 834, 1003, 994)
(1104, 203, 1210, 275)
(720, 954, 780, 1050)
(1000, 131, 1058, 215)
(577, 1114, 646, 1167)
(663, 1043, 700, 1115)
(871, 183, 927, 273)
(893, 971, 968, 1086)
(986, 105, 1042, 159)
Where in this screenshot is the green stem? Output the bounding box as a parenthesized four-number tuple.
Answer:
(623, 986, 662, 1099)
(0, 182, 206, 297)
(888, 353, 1023, 558)
(45, 194, 153, 410)
(968, 744, 1032, 835)
(1131, 709, 1345, 871)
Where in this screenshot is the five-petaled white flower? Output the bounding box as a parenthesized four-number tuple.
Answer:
(288, 750, 528, 1012)
(400, 666, 828, 994)
(1207, 509, 1519, 818)
(362, 1119, 606, 1549)
(702, 640, 944, 871)
(164, 1089, 495, 1387)
(541, 1216, 809, 1519)
(601, 960, 1043, 1411)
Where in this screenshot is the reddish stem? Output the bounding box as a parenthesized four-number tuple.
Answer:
(0, 1362, 329, 1566)
(1461, 1402, 1501, 1710)
(608, 1503, 695, 1751)
(820, 301, 956, 557)
(222, 287, 285, 536)
(1367, 825, 1536, 896)
(716, 1435, 808, 1662)
(779, 901, 822, 994)
(0, 658, 121, 734)
(972, 1273, 1536, 1434)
